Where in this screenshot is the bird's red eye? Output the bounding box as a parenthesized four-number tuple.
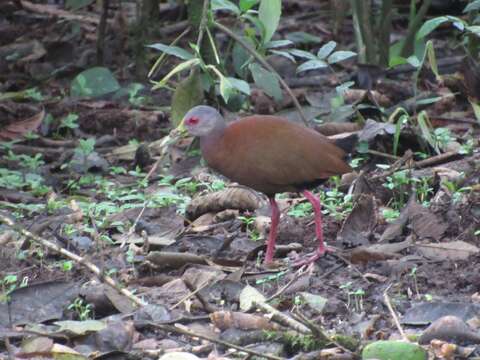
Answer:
(186, 117, 200, 125)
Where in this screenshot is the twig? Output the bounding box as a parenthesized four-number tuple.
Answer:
(254, 301, 311, 334)
(412, 150, 461, 169)
(170, 279, 212, 311)
(195, 0, 210, 50)
(383, 284, 408, 341)
(96, 0, 109, 64)
(0, 214, 146, 307)
(153, 323, 285, 360)
(266, 266, 307, 302)
(213, 21, 308, 126)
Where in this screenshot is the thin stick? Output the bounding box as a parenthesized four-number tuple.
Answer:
(213, 21, 308, 126)
(0, 214, 146, 307)
(170, 279, 211, 311)
(383, 284, 408, 341)
(154, 323, 285, 360)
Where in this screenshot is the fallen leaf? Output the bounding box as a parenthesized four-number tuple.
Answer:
(0, 108, 45, 140)
(416, 241, 480, 261)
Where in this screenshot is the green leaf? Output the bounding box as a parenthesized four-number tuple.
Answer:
(227, 77, 251, 95)
(152, 58, 201, 89)
(265, 40, 293, 48)
(328, 50, 356, 64)
(464, 0, 480, 13)
(171, 71, 204, 127)
(425, 40, 439, 80)
(219, 75, 234, 103)
(239, 0, 258, 12)
(406, 55, 421, 68)
(71, 67, 120, 98)
(269, 50, 296, 62)
(417, 16, 449, 39)
(259, 0, 281, 43)
(211, 0, 240, 14)
(249, 63, 282, 101)
(467, 25, 480, 36)
(232, 38, 253, 78)
(288, 49, 317, 60)
(416, 16, 465, 39)
(317, 41, 337, 59)
(147, 43, 194, 60)
(296, 59, 328, 73)
(285, 31, 322, 44)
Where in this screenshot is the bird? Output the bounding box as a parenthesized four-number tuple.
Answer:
(182, 105, 355, 266)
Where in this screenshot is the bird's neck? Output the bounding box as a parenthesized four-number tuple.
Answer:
(199, 125, 225, 152)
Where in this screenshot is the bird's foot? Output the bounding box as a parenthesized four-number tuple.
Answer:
(292, 246, 335, 267)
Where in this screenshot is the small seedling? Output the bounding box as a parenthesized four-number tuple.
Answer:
(238, 215, 261, 241)
(59, 113, 79, 131)
(288, 202, 313, 218)
(409, 266, 420, 299)
(351, 288, 365, 312)
(60, 260, 74, 272)
(68, 298, 93, 320)
(382, 208, 400, 222)
(175, 177, 199, 194)
(75, 138, 95, 157)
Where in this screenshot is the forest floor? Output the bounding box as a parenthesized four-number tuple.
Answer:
(1, 1, 480, 359)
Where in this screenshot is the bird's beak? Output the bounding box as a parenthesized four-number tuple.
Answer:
(176, 118, 190, 138)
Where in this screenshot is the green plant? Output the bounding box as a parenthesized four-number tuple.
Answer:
(110, 166, 127, 175)
(412, 176, 434, 206)
(292, 41, 356, 74)
(68, 298, 93, 320)
(351, 288, 365, 312)
(175, 177, 199, 195)
(288, 202, 313, 218)
(382, 208, 400, 222)
(0, 275, 28, 303)
(238, 215, 261, 241)
(321, 187, 353, 220)
(17, 153, 45, 171)
(75, 138, 96, 157)
(24, 131, 39, 140)
(60, 260, 74, 272)
(149, 0, 354, 123)
(59, 113, 79, 132)
(383, 170, 410, 209)
(409, 266, 420, 299)
(442, 179, 472, 203)
(127, 83, 146, 106)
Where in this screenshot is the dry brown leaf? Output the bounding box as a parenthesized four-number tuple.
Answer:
(0, 108, 44, 140)
(416, 241, 480, 261)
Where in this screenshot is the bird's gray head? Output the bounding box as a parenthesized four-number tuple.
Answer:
(183, 105, 225, 137)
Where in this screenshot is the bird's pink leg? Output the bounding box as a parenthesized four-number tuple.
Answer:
(265, 197, 280, 264)
(294, 190, 331, 266)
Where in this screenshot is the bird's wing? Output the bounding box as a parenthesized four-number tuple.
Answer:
(217, 116, 351, 192)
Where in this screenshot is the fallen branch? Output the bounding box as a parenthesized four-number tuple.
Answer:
(254, 301, 311, 334)
(0, 214, 146, 307)
(153, 323, 285, 360)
